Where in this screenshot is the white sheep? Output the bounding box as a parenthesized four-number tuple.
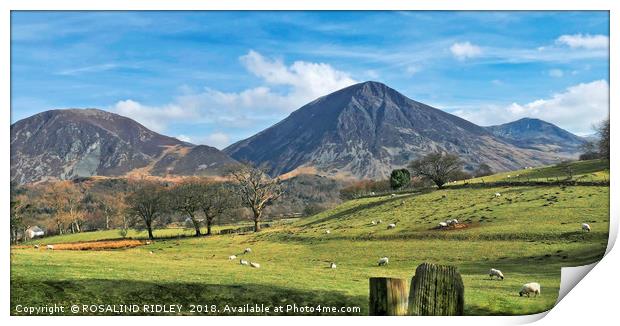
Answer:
(582, 223, 591, 232)
(149, 251, 153, 254)
(519, 282, 541, 297)
(244, 248, 252, 254)
(146, 241, 152, 245)
(240, 259, 249, 265)
(495, 192, 501, 197)
(438, 222, 448, 228)
(325, 230, 331, 234)
(387, 223, 396, 229)
(377, 219, 382, 224)
(390, 194, 396, 198)
(371, 220, 377, 225)
(34, 245, 40, 249)
(446, 219, 457, 226)
(228, 255, 237, 260)
(250, 262, 261, 268)
(46, 245, 54, 250)
(378, 257, 389, 266)
(489, 268, 504, 280)
(330, 262, 337, 269)
(451, 219, 459, 225)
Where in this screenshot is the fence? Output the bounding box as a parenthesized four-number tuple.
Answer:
(369, 262, 464, 316)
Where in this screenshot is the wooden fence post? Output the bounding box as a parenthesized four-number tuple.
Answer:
(407, 263, 464, 316)
(369, 277, 409, 316)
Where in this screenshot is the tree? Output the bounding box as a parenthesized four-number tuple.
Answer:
(230, 165, 283, 232)
(10, 196, 30, 244)
(42, 181, 85, 234)
(170, 182, 204, 236)
(125, 181, 168, 240)
(558, 161, 574, 180)
(390, 169, 411, 190)
(597, 118, 610, 159)
(197, 182, 235, 236)
(473, 163, 493, 178)
(579, 140, 600, 160)
(408, 152, 463, 189)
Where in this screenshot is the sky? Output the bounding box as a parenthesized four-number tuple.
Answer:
(11, 11, 609, 148)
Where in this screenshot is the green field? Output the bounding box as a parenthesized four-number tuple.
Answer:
(10, 161, 610, 316)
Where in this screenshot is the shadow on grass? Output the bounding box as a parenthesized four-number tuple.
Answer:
(11, 278, 366, 316)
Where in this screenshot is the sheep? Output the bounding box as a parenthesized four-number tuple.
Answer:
(438, 222, 448, 228)
(489, 268, 504, 280)
(519, 282, 541, 297)
(149, 251, 154, 255)
(244, 248, 252, 254)
(390, 194, 396, 198)
(378, 257, 389, 266)
(330, 262, 337, 269)
(240, 259, 249, 265)
(325, 230, 331, 234)
(582, 223, 591, 232)
(46, 245, 54, 250)
(146, 241, 152, 245)
(250, 262, 261, 268)
(228, 255, 237, 260)
(387, 223, 396, 229)
(494, 192, 501, 197)
(34, 245, 40, 249)
(451, 219, 459, 225)
(377, 219, 382, 224)
(447, 219, 458, 227)
(371, 220, 377, 225)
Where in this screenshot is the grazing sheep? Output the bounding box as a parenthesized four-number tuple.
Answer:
(377, 219, 383, 224)
(446, 219, 457, 226)
(149, 251, 153, 254)
(582, 223, 591, 232)
(228, 255, 237, 260)
(325, 230, 331, 234)
(371, 220, 377, 225)
(250, 262, 261, 268)
(240, 259, 249, 265)
(378, 257, 389, 266)
(390, 194, 396, 198)
(451, 219, 459, 225)
(46, 245, 54, 250)
(330, 262, 337, 269)
(495, 192, 501, 197)
(387, 223, 396, 229)
(244, 248, 252, 254)
(489, 268, 505, 280)
(519, 282, 541, 297)
(438, 222, 448, 228)
(34, 245, 40, 249)
(146, 241, 152, 245)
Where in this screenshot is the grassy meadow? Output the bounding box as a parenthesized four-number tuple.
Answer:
(10, 160, 610, 316)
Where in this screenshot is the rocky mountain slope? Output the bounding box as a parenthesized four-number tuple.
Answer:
(224, 81, 567, 179)
(485, 118, 585, 155)
(11, 109, 238, 184)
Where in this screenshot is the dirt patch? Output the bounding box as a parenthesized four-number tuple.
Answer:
(431, 223, 471, 231)
(16, 239, 150, 251)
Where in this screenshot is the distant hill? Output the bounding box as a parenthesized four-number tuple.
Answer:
(224, 81, 564, 179)
(11, 109, 239, 184)
(485, 118, 586, 156)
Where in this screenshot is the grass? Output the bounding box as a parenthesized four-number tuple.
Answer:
(10, 160, 610, 316)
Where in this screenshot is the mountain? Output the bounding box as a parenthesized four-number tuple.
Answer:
(224, 81, 565, 179)
(11, 109, 238, 184)
(485, 118, 586, 155)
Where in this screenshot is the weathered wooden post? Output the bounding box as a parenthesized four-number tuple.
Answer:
(407, 263, 464, 316)
(369, 277, 409, 316)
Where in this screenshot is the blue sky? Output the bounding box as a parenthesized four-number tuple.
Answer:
(11, 11, 609, 148)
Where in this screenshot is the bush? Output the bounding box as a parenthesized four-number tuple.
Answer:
(390, 169, 411, 190)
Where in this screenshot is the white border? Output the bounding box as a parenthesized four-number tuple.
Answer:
(2, 1, 617, 326)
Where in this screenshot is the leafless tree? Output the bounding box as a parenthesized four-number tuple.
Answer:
(230, 165, 283, 232)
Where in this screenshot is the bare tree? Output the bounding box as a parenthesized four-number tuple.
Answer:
(42, 181, 85, 234)
(230, 165, 283, 232)
(170, 181, 204, 236)
(408, 152, 464, 189)
(125, 181, 168, 240)
(598, 118, 610, 159)
(197, 182, 235, 236)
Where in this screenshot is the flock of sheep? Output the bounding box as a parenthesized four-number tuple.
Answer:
(229, 247, 261, 268)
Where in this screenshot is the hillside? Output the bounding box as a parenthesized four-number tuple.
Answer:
(10, 109, 239, 184)
(11, 160, 609, 316)
(486, 118, 585, 155)
(225, 81, 566, 179)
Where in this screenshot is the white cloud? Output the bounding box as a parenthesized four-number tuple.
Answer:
(405, 65, 421, 76)
(109, 51, 357, 146)
(57, 63, 119, 76)
(556, 34, 609, 50)
(451, 80, 609, 135)
(548, 69, 564, 78)
(450, 42, 482, 60)
(203, 132, 231, 149)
